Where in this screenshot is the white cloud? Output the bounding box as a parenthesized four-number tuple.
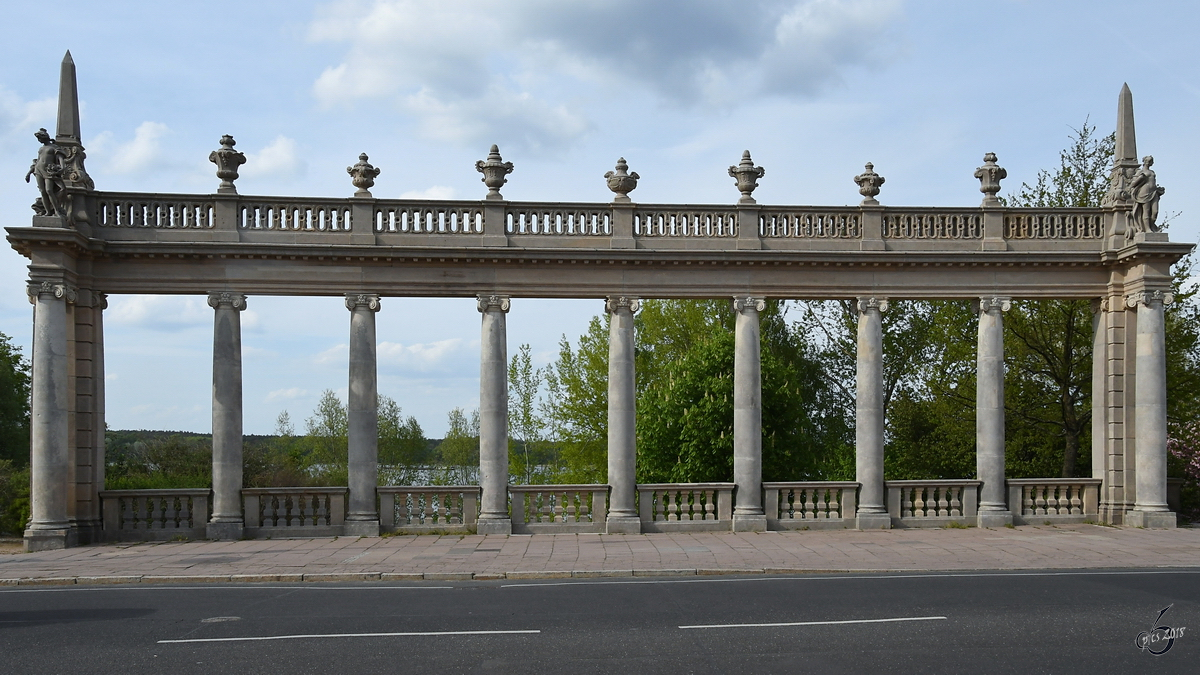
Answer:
(106, 295, 209, 330)
(399, 185, 457, 200)
(266, 387, 309, 402)
(314, 343, 348, 365)
(100, 121, 171, 174)
(378, 338, 472, 373)
(241, 135, 306, 180)
(0, 86, 56, 150)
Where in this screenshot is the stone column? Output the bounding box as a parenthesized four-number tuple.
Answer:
(24, 281, 75, 552)
(345, 294, 381, 536)
(606, 296, 640, 533)
(477, 294, 512, 534)
(855, 297, 891, 529)
(732, 296, 767, 532)
(976, 296, 1013, 527)
(207, 292, 246, 540)
(93, 293, 107, 507)
(1127, 290, 1176, 527)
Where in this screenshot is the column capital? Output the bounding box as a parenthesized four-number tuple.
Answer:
(345, 293, 381, 312)
(207, 291, 247, 311)
(731, 296, 765, 313)
(477, 294, 510, 313)
(1125, 289, 1174, 308)
(975, 296, 1011, 314)
(27, 281, 76, 304)
(605, 296, 640, 314)
(856, 296, 889, 313)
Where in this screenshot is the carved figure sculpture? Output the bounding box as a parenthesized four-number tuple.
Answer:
(26, 128, 68, 217)
(1128, 155, 1165, 239)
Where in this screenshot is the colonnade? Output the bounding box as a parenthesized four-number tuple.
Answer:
(22, 286, 1176, 548)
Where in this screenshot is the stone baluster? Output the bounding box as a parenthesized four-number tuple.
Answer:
(855, 296, 891, 529)
(477, 294, 512, 534)
(976, 296, 1014, 527)
(1127, 290, 1175, 527)
(606, 296, 641, 533)
(24, 281, 76, 551)
(345, 294, 381, 536)
(732, 296, 767, 531)
(207, 292, 246, 540)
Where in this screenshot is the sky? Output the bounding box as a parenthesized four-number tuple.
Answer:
(1, 1, 1197, 437)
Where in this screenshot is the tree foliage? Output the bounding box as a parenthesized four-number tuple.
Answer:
(0, 333, 31, 466)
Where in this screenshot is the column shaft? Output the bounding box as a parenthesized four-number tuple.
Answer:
(25, 282, 74, 551)
(1129, 291, 1174, 527)
(345, 294, 380, 536)
(855, 297, 890, 529)
(732, 296, 766, 531)
(606, 297, 640, 533)
(976, 297, 1013, 527)
(207, 292, 246, 540)
(477, 295, 511, 534)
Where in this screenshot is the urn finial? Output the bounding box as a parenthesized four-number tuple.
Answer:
(728, 150, 765, 204)
(347, 152, 380, 198)
(475, 144, 514, 200)
(604, 157, 640, 202)
(209, 135, 246, 194)
(854, 162, 885, 205)
(974, 152, 1006, 206)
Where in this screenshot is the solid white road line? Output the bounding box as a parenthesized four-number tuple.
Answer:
(158, 629, 541, 644)
(680, 616, 948, 629)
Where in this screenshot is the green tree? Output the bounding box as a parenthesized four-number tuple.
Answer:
(508, 343, 547, 483)
(378, 395, 427, 484)
(435, 407, 479, 485)
(542, 318, 610, 483)
(305, 389, 348, 484)
(0, 333, 31, 466)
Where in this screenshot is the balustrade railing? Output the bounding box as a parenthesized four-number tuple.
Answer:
(637, 483, 734, 532)
(239, 200, 352, 231)
(100, 489, 209, 541)
(506, 205, 611, 236)
(634, 208, 738, 238)
(760, 208, 860, 239)
(763, 481, 858, 530)
(886, 479, 980, 527)
(375, 202, 482, 234)
(509, 485, 608, 534)
(97, 196, 214, 229)
(1004, 211, 1105, 239)
(378, 486, 479, 534)
(242, 487, 347, 537)
(884, 210, 983, 239)
(1007, 478, 1100, 524)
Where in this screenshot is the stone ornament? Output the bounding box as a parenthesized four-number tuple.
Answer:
(604, 158, 640, 202)
(207, 292, 247, 311)
(728, 150, 765, 204)
(26, 281, 76, 303)
(96, 292, 109, 310)
(1125, 290, 1175, 308)
(476, 294, 511, 313)
(27, 128, 69, 218)
(605, 296, 641, 314)
(856, 296, 889, 313)
(345, 293, 381, 311)
(209, 135, 247, 194)
(475, 145, 514, 200)
(347, 154, 381, 198)
(1127, 155, 1166, 240)
(974, 153, 1007, 206)
(732, 296, 766, 313)
(854, 163, 885, 205)
(976, 296, 1012, 314)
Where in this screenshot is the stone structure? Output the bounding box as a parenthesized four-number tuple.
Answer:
(8, 55, 1193, 550)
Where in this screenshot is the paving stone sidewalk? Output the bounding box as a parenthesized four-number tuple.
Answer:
(1, 524, 1198, 585)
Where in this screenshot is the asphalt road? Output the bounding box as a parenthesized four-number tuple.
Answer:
(1, 569, 1197, 674)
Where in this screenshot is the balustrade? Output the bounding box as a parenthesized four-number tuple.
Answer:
(509, 485, 608, 534)
(760, 208, 860, 238)
(884, 210, 983, 239)
(506, 205, 611, 236)
(1004, 211, 1104, 239)
(1007, 478, 1100, 524)
(97, 196, 213, 229)
(763, 482, 858, 530)
(375, 203, 482, 234)
(637, 483, 734, 532)
(242, 487, 347, 537)
(100, 489, 209, 541)
(886, 480, 980, 527)
(239, 201, 352, 231)
(378, 486, 479, 534)
(634, 208, 738, 238)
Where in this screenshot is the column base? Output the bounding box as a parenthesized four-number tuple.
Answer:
(343, 519, 380, 537)
(977, 511, 1013, 528)
(855, 512, 892, 530)
(476, 518, 512, 535)
(206, 521, 244, 541)
(732, 514, 767, 532)
(605, 515, 641, 534)
(24, 528, 73, 552)
(1126, 510, 1177, 529)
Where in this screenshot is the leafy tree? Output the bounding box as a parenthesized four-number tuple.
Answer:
(305, 389, 348, 484)
(435, 407, 480, 485)
(508, 343, 547, 483)
(378, 395, 427, 484)
(542, 318, 610, 483)
(0, 333, 31, 466)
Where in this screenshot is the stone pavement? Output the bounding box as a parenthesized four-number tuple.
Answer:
(1, 524, 1198, 585)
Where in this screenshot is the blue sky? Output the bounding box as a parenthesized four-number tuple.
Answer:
(1, 1, 1197, 436)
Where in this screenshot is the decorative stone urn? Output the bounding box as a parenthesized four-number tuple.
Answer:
(209, 135, 246, 194)
(854, 162, 885, 205)
(347, 153, 381, 198)
(475, 145, 514, 200)
(728, 150, 765, 204)
(974, 152, 1007, 206)
(604, 158, 640, 202)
